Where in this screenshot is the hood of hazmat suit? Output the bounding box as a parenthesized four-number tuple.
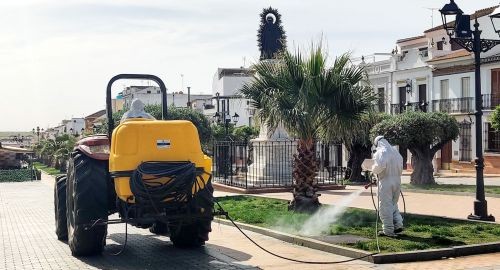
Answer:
(120, 99, 156, 123)
(371, 137, 404, 235)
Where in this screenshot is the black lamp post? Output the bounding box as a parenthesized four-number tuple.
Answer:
(440, 0, 498, 221)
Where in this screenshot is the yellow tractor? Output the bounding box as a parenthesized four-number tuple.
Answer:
(54, 74, 214, 256)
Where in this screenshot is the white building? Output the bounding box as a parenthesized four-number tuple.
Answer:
(362, 5, 500, 173)
(121, 86, 212, 109)
(204, 67, 256, 127)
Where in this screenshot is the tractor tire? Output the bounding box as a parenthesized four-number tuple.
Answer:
(149, 221, 169, 235)
(54, 175, 68, 241)
(66, 151, 109, 256)
(170, 181, 214, 248)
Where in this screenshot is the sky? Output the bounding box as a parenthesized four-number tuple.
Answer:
(1, 0, 497, 131)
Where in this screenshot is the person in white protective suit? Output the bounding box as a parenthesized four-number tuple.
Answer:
(120, 99, 156, 123)
(371, 136, 404, 237)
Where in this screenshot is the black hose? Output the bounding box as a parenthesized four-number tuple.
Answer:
(215, 201, 378, 264)
(130, 161, 196, 205)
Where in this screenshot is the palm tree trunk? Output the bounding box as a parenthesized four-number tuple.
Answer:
(289, 138, 320, 212)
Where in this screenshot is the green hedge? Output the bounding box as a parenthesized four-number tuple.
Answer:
(0, 169, 36, 182)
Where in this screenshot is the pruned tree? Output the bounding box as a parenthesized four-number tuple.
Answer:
(371, 112, 459, 185)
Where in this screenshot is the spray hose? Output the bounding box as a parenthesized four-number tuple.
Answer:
(215, 201, 378, 264)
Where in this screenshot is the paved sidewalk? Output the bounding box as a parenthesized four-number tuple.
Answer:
(401, 175, 500, 186)
(1, 177, 499, 269)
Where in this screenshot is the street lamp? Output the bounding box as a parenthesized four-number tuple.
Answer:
(440, 0, 498, 221)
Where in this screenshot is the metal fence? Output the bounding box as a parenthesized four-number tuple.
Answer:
(431, 97, 474, 114)
(212, 139, 345, 189)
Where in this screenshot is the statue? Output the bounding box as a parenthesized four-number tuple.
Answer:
(257, 7, 287, 60)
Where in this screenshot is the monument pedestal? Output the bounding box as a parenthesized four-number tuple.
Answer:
(246, 125, 296, 187)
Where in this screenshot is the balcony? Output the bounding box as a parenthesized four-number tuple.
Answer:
(431, 98, 474, 114)
(482, 94, 500, 110)
(390, 102, 428, 114)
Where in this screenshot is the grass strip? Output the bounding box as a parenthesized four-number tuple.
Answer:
(402, 183, 500, 195)
(216, 195, 500, 253)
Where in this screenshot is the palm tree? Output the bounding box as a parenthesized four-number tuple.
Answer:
(241, 44, 374, 212)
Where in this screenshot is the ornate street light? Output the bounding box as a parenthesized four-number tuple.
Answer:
(405, 79, 413, 94)
(232, 113, 240, 124)
(440, 1, 498, 221)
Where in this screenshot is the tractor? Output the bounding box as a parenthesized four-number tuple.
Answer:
(54, 74, 214, 256)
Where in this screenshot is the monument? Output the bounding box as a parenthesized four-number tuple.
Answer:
(257, 7, 287, 60)
(247, 7, 295, 186)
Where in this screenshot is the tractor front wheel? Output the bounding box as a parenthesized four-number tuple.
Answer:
(54, 175, 67, 241)
(66, 151, 109, 256)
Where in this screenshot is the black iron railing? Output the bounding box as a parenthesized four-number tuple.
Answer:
(431, 97, 474, 113)
(212, 140, 344, 189)
(390, 102, 428, 114)
(482, 94, 500, 110)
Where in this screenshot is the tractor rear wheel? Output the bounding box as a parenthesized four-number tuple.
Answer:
(66, 151, 109, 256)
(54, 175, 67, 241)
(170, 181, 213, 248)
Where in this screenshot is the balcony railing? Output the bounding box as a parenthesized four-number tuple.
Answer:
(431, 98, 474, 114)
(482, 94, 500, 110)
(390, 102, 428, 114)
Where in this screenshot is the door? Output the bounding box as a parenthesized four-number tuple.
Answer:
(441, 141, 452, 170)
(491, 69, 500, 107)
(399, 86, 406, 113)
(418, 84, 427, 112)
(459, 122, 472, 161)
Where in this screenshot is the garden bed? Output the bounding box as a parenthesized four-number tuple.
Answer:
(0, 169, 36, 182)
(33, 162, 64, 176)
(215, 195, 500, 254)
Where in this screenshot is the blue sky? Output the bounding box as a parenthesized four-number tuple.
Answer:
(1, 0, 497, 131)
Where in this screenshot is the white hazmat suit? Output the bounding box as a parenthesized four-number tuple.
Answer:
(120, 99, 156, 123)
(371, 136, 404, 236)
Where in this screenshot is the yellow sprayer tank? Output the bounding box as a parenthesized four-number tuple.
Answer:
(109, 119, 212, 202)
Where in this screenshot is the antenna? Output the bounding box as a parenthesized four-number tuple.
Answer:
(424, 7, 439, 28)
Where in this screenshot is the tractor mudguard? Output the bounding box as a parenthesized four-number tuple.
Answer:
(75, 135, 110, 161)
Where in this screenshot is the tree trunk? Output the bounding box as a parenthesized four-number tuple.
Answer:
(410, 148, 436, 185)
(348, 144, 372, 183)
(289, 138, 320, 213)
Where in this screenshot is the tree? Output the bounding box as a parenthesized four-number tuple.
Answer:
(241, 44, 374, 212)
(371, 112, 459, 185)
(232, 126, 259, 141)
(342, 112, 388, 182)
(491, 105, 500, 131)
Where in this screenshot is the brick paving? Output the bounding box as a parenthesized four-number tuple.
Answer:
(1, 178, 500, 269)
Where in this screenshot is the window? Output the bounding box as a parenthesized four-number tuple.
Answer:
(440, 79, 449, 99)
(461, 77, 470, 97)
(146, 90, 151, 94)
(437, 41, 444, 51)
(487, 123, 500, 152)
(418, 47, 428, 57)
(157, 90, 160, 93)
(441, 80, 450, 99)
(377, 87, 385, 112)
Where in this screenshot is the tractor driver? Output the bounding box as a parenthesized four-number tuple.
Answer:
(120, 99, 156, 123)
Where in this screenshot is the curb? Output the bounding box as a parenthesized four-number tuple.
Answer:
(213, 182, 346, 194)
(214, 218, 500, 264)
